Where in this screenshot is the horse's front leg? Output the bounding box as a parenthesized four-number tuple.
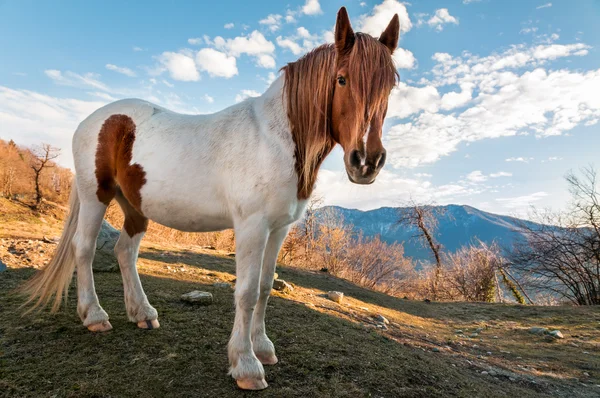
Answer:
(228, 216, 270, 390)
(251, 225, 290, 365)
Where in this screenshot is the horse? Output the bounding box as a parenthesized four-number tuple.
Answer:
(21, 7, 400, 390)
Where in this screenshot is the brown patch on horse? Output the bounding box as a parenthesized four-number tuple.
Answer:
(115, 188, 148, 237)
(282, 7, 398, 199)
(95, 114, 147, 233)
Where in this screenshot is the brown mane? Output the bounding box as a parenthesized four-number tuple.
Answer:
(282, 34, 398, 200)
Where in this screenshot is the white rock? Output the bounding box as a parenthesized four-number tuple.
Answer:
(374, 314, 389, 324)
(328, 291, 344, 303)
(181, 291, 213, 305)
(273, 279, 293, 292)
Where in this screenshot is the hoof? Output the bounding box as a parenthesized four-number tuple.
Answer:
(137, 319, 160, 330)
(256, 353, 278, 365)
(236, 378, 268, 390)
(87, 321, 113, 332)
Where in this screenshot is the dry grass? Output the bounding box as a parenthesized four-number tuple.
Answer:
(1, 200, 599, 397)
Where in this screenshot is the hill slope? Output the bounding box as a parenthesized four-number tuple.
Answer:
(321, 205, 541, 262)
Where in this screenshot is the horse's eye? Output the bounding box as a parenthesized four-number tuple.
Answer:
(337, 76, 346, 86)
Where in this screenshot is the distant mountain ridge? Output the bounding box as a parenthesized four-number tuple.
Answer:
(317, 205, 542, 263)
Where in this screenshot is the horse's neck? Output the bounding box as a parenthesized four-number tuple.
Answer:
(248, 76, 292, 145)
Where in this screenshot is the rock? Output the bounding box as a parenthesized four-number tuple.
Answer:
(374, 314, 389, 324)
(529, 327, 548, 335)
(181, 291, 213, 305)
(328, 291, 344, 303)
(226, 252, 235, 257)
(93, 220, 120, 272)
(455, 329, 464, 334)
(272, 279, 293, 293)
(201, 245, 216, 250)
(0, 260, 6, 272)
(481, 371, 489, 376)
(432, 347, 440, 352)
(273, 272, 279, 280)
(423, 298, 431, 304)
(319, 267, 328, 273)
(548, 330, 564, 339)
(213, 282, 231, 288)
(470, 333, 479, 338)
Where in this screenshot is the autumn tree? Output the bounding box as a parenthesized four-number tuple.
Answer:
(30, 144, 60, 208)
(398, 200, 445, 299)
(508, 166, 600, 305)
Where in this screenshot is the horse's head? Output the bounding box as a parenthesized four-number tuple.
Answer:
(330, 7, 399, 185)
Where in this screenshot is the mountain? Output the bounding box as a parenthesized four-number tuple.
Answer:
(318, 205, 541, 263)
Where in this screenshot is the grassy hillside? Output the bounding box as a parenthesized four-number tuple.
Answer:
(1, 199, 599, 397)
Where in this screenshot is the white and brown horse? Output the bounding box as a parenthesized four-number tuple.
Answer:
(22, 7, 400, 390)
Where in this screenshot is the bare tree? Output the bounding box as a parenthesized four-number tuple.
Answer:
(508, 166, 600, 305)
(398, 200, 445, 299)
(30, 144, 60, 208)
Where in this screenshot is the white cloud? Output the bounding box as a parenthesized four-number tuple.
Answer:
(302, 0, 322, 16)
(162, 79, 174, 88)
(426, 8, 459, 32)
(259, 14, 283, 32)
(133, 46, 144, 52)
(388, 82, 441, 119)
(496, 192, 548, 209)
(276, 36, 304, 55)
(440, 83, 474, 110)
(0, 86, 107, 168)
(358, 0, 412, 36)
(489, 171, 512, 178)
(203, 94, 214, 103)
(188, 37, 203, 45)
(520, 27, 538, 35)
(393, 48, 416, 69)
(45, 70, 111, 92)
(506, 157, 534, 163)
(315, 168, 485, 210)
(105, 63, 136, 77)
(463, 0, 481, 3)
(466, 170, 512, 183)
(195, 48, 238, 78)
(213, 30, 276, 68)
(360, 2, 367, 7)
(383, 38, 600, 169)
(256, 54, 276, 69)
(224, 23, 234, 29)
(158, 52, 200, 82)
(536, 3, 552, 9)
(466, 170, 487, 183)
(235, 89, 262, 103)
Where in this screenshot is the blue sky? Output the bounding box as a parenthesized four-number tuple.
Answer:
(1, 0, 600, 217)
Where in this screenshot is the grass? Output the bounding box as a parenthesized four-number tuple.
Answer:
(1, 198, 599, 397)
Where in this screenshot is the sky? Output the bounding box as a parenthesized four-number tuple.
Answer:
(1, 0, 600, 218)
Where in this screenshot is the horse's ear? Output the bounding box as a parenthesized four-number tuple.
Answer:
(335, 7, 355, 56)
(379, 14, 400, 54)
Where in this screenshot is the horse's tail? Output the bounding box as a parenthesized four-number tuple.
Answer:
(20, 182, 81, 313)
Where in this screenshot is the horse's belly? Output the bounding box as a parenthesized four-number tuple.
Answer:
(140, 184, 233, 233)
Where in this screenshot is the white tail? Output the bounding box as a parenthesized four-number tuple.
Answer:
(21, 183, 80, 313)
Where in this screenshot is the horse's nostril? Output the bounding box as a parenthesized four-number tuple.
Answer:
(349, 150, 362, 168)
(376, 151, 386, 169)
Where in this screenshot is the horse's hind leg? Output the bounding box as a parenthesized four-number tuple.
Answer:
(114, 190, 158, 329)
(74, 198, 112, 332)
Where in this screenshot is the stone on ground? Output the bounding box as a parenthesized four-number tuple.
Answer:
(272, 279, 293, 293)
(93, 220, 120, 272)
(374, 314, 389, 324)
(529, 327, 548, 335)
(548, 330, 564, 339)
(181, 290, 213, 305)
(328, 291, 344, 304)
